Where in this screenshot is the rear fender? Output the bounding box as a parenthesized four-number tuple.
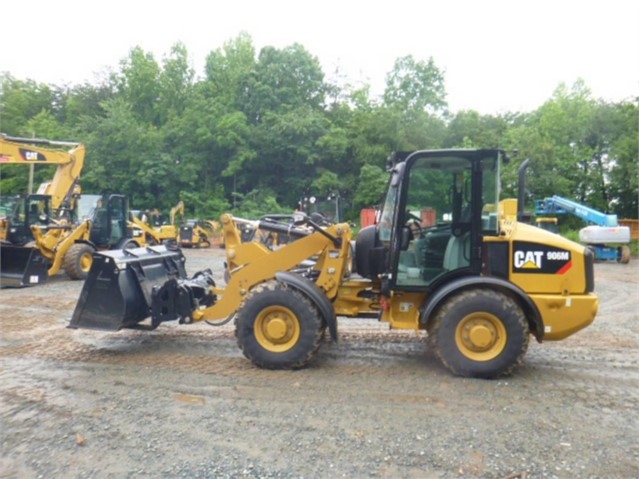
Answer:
(275, 271, 338, 341)
(420, 276, 544, 341)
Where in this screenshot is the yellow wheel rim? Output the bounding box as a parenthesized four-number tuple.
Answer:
(80, 252, 93, 273)
(455, 312, 507, 361)
(254, 306, 301, 353)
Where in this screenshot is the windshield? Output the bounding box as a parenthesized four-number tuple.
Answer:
(0, 196, 18, 218)
(378, 164, 403, 243)
(76, 194, 103, 221)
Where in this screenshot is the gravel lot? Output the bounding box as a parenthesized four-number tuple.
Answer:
(1, 247, 638, 479)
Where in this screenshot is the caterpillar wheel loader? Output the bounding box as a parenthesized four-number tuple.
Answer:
(0, 194, 132, 287)
(69, 149, 599, 378)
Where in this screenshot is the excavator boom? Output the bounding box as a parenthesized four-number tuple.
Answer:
(0, 134, 85, 212)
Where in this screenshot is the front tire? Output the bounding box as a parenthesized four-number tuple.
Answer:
(430, 289, 529, 379)
(235, 280, 324, 369)
(63, 243, 95, 280)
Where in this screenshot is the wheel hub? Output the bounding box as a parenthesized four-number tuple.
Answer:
(265, 317, 288, 340)
(80, 253, 93, 272)
(255, 306, 300, 351)
(456, 313, 507, 361)
(467, 324, 494, 349)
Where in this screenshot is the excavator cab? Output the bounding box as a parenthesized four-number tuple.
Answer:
(0, 194, 52, 287)
(4, 194, 52, 246)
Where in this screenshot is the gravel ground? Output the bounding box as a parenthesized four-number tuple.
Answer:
(1, 248, 638, 479)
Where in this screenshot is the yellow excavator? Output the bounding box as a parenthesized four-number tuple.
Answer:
(70, 149, 599, 378)
(0, 133, 85, 242)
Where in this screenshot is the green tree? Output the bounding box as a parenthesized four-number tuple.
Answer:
(205, 32, 257, 110)
(383, 55, 447, 116)
(599, 101, 639, 218)
(116, 47, 162, 125)
(353, 164, 388, 212)
(157, 42, 195, 123)
(0, 74, 56, 135)
(79, 98, 172, 208)
(241, 43, 325, 124)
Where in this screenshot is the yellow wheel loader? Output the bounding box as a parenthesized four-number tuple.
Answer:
(0, 194, 132, 287)
(69, 149, 599, 378)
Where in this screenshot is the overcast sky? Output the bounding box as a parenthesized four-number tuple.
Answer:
(2, 0, 637, 115)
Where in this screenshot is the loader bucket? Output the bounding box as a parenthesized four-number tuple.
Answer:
(69, 245, 187, 331)
(0, 245, 49, 288)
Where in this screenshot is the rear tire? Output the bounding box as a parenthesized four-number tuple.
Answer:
(235, 280, 324, 369)
(63, 243, 95, 280)
(430, 289, 529, 379)
(618, 245, 631, 264)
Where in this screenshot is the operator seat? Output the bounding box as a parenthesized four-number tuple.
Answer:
(443, 205, 473, 271)
(443, 233, 470, 271)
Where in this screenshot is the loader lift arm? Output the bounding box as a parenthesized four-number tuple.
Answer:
(69, 213, 352, 335)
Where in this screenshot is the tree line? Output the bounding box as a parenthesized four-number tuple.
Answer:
(1, 32, 637, 223)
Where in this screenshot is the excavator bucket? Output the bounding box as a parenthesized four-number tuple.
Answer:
(69, 245, 188, 331)
(0, 245, 49, 288)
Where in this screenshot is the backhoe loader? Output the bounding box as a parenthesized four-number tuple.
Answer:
(70, 149, 599, 378)
(129, 201, 184, 246)
(179, 218, 221, 248)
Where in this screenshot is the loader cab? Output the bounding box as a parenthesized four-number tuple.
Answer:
(77, 194, 130, 248)
(358, 149, 504, 290)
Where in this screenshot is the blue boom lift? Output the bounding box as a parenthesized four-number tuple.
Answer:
(535, 195, 631, 264)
